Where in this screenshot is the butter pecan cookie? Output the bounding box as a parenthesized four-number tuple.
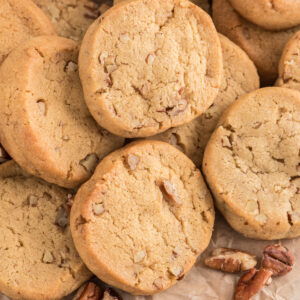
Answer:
(213, 0, 300, 84)
(228, 0, 300, 31)
(70, 140, 214, 294)
(203, 87, 300, 240)
(79, 0, 222, 137)
(32, 0, 113, 41)
(0, 0, 56, 65)
(276, 30, 300, 91)
(148, 34, 259, 167)
(0, 161, 91, 300)
(0, 36, 124, 188)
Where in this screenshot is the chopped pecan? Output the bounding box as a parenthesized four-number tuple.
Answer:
(160, 180, 183, 206)
(73, 282, 101, 300)
(262, 244, 295, 276)
(234, 268, 272, 300)
(126, 154, 139, 171)
(80, 153, 99, 173)
(205, 248, 257, 273)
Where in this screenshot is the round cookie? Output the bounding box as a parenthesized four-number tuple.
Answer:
(203, 87, 300, 240)
(213, 0, 300, 85)
(0, 160, 91, 300)
(0, 36, 124, 189)
(32, 0, 112, 41)
(0, 0, 56, 65)
(148, 34, 259, 167)
(276, 30, 300, 91)
(79, 0, 222, 138)
(228, 0, 300, 31)
(70, 140, 215, 294)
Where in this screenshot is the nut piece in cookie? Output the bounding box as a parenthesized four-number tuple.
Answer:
(262, 244, 295, 276)
(73, 282, 101, 300)
(102, 288, 123, 300)
(234, 268, 273, 300)
(205, 248, 257, 273)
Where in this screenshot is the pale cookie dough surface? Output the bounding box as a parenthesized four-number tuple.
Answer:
(0, 161, 91, 300)
(148, 34, 259, 167)
(276, 30, 300, 91)
(203, 87, 300, 240)
(0, 36, 124, 189)
(228, 0, 300, 31)
(32, 0, 113, 41)
(0, 0, 56, 64)
(70, 140, 215, 295)
(79, 0, 222, 138)
(213, 0, 300, 85)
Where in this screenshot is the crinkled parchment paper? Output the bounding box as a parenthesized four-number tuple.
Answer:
(2, 214, 300, 300)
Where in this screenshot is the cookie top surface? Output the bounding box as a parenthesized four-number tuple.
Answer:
(203, 87, 300, 240)
(149, 34, 259, 167)
(213, 0, 300, 85)
(228, 0, 300, 31)
(0, 0, 56, 64)
(276, 30, 300, 91)
(0, 36, 124, 189)
(0, 161, 91, 300)
(70, 140, 214, 294)
(32, 0, 112, 41)
(79, 0, 222, 138)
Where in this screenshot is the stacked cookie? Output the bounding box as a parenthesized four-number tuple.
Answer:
(213, 0, 300, 85)
(0, 0, 299, 300)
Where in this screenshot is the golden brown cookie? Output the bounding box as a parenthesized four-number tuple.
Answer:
(213, 0, 300, 84)
(70, 140, 214, 294)
(32, 0, 112, 41)
(0, 36, 124, 189)
(228, 0, 300, 31)
(79, 0, 222, 138)
(203, 87, 300, 240)
(276, 30, 300, 91)
(0, 0, 56, 64)
(0, 161, 91, 300)
(148, 34, 259, 167)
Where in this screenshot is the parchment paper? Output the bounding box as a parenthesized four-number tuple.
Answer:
(2, 213, 299, 300)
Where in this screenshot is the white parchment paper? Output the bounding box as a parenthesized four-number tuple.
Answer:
(2, 214, 300, 300)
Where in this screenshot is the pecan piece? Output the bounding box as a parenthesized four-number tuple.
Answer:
(262, 244, 295, 276)
(73, 282, 101, 300)
(234, 268, 272, 300)
(205, 248, 257, 273)
(160, 180, 183, 206)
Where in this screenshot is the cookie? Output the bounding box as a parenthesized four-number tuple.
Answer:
(276, 30, 300, 91)
(148, 34, 259, 167)
(228, 0, 300, 31)
(213, 0, 300, 84)
(70, 140, 214, 294)
(0, 36, 124, 189)
(79, 0, 222, 138)
(0, 161, 91, 300)
(32, 0, 113, 41)
(203, 87, 300, 240)
(114, 0, 211, 13)
(0, 0, 56, 65)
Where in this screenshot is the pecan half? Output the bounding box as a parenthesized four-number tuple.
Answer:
(205, 248, 257, 273)
(234, 268, 272, 300)
(73, 282, 101, 300)
(262, 244, 295, 276)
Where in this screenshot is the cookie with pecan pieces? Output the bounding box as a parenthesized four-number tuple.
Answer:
(70, 140, 214, 294)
